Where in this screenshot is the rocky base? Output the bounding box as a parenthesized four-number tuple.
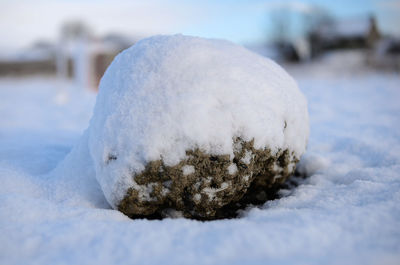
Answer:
(117, 138, 299, 220)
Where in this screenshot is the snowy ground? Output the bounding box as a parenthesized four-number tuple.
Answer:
(1, 52, 400, 265)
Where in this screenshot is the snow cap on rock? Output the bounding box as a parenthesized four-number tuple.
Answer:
(88, 34, 309, 207)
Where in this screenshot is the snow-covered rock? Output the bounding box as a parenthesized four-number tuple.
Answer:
(87, 34, 309, 219)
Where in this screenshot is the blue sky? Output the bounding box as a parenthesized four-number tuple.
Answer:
(0, 0, 399, 51)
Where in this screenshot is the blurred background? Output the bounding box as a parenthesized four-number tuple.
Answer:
(0, 0, 399, 91)
(2, 2, 400, 263)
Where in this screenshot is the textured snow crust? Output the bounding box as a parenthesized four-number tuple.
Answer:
(87, 35, 309, 207)
(1, 50, 400, 264)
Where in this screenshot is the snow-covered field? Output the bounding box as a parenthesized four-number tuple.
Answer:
(1, 51, 400, 265)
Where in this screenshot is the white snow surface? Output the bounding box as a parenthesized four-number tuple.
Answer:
(1, 50, 400, 265)
(182, 165, 195, 176)
(88, 35, 309, 207)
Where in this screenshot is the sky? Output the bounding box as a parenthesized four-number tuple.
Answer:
(0, 0, 399, 52)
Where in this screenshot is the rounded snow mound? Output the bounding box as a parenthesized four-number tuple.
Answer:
(88, 34, 309, 218)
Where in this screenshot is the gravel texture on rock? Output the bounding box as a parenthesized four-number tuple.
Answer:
(87, 34, 309, 219)
(118, 138, 299, 219)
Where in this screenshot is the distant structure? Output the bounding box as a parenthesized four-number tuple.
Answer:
(269, 5, 331, 63)
(274, 39, 310, 62)
(55, 21, 136, 89)
(0, 21, 135, 89)
(367, 37, 400, 71)
(56, 22, 92, 89)
(0, 41, 57, 76)
(307, 14, 399, 71)
(309, 15, 381, 56)
(269, 12, 394, 69)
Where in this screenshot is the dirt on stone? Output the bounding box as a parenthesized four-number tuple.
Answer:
(117, 138, 299, 220)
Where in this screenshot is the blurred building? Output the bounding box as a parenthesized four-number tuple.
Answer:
(307, 14, 400, 71)
(309, 15, 381, 55)
(367, 37, 400, 71)
(0, 41, 57, 76)
(0, 21, 135, 90)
